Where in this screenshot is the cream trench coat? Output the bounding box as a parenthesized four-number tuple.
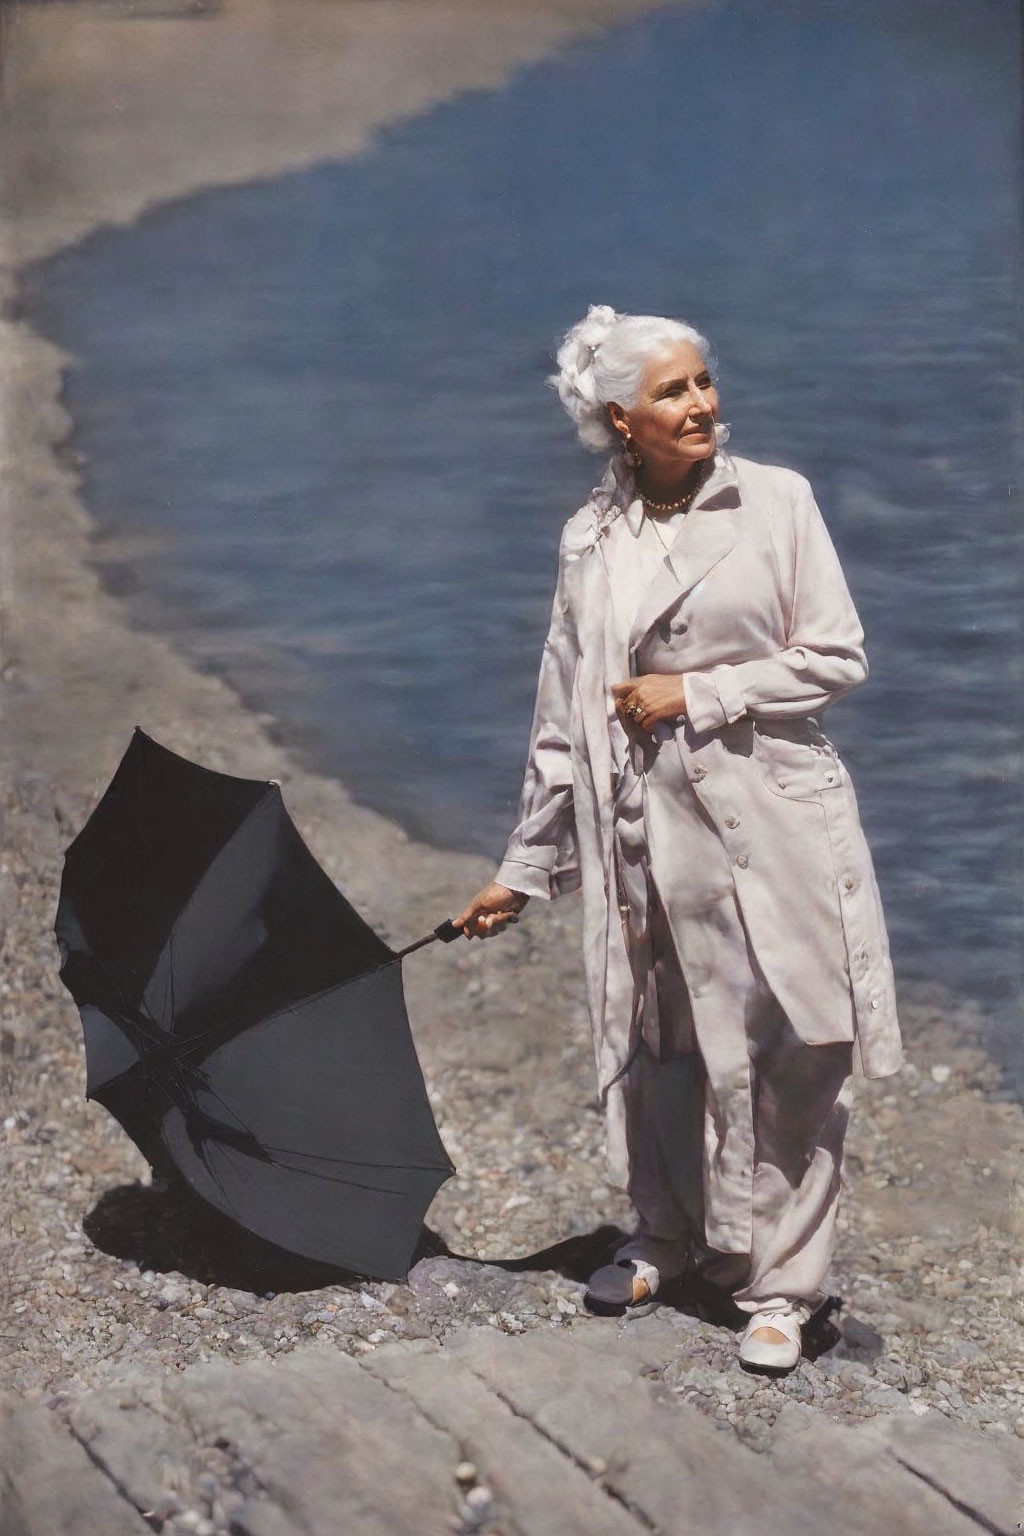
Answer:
(496, 449, 903, 1189)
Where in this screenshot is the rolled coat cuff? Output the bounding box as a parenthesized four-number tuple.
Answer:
(683, 669, 748, 734)
(495, 857, 577, 902)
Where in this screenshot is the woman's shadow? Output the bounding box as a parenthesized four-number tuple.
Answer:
(493, 1225, 847, 1363)
(85, 1179, 847, 1362)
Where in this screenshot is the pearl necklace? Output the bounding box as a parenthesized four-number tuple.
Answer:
(639, 461, 712, 515)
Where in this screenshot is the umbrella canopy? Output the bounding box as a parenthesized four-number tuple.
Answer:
(55, 728, 457, 1281)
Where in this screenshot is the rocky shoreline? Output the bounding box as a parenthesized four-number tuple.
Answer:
(1, 2, 1022, 1531)
(4, 750, 1023, 1447)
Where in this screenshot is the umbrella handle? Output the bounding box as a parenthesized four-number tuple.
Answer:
(395, 914, 520, 961)
(394, 918, 463, 960)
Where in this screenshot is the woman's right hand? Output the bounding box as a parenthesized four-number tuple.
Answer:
(452, 882, 529, 939)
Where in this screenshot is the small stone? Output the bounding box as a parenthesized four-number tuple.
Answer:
(455, 1462, 477, 1485)
(464, 1486, 493, 1512)
(930, 1064, 951, 1084)
(151, 1493, 182, 1520)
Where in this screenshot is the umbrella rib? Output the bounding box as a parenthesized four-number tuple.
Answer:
(101, 992, 174, 1101)
(256, 1143, 453, 1174)
(99, 988, 271, 1185)
(243, 1154, 440, 1198)
(189, 1132, 245, 1223)
(105, 992, 197, 1107)
(164, 1068, 453, 1184)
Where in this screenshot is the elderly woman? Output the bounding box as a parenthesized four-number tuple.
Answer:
(454, 305, 902, 1375)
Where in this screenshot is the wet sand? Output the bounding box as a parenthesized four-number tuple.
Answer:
(0, 0, 1022, 1465)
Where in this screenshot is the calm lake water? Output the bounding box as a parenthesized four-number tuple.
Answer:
(24, 0, 1023, 1084)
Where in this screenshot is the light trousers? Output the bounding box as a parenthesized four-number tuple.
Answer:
(613, 916, 855, 1313)
(612, 814, 855, 1314)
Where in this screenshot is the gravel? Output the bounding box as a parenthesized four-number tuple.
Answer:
(2, 768, 1022, 1451)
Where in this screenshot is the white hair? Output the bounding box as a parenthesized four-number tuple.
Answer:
(550, 304, 726, 453)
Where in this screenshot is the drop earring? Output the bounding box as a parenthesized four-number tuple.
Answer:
(620, 426, 643, 470)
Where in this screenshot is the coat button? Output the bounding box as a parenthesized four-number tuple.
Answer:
(692, 765, 707, 781)
(777, 779, 787, 789)
(870, 997, 880, 1011)
(825, 772, 836, 783)
(843, 876, 856, 891)
(725, 815, 740, 828)
(734, 853, 749, 869)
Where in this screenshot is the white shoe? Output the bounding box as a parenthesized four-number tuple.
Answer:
(738, 1302, 806, 1374)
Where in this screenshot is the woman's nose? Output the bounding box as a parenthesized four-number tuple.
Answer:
(688, 384, 712, 415)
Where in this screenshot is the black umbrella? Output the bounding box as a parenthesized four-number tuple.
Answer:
(55, 728, 460, 1282)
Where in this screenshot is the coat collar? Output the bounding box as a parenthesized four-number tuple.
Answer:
(614, 448, 739, 535)
(594, 451, 743, 658)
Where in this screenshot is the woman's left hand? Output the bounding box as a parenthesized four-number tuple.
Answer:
(611, 675, 688, 734)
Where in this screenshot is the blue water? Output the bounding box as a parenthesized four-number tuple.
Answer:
(24, 0, 1023, 1084)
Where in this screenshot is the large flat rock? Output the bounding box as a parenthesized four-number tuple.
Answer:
(365, 1337, 642, 1535)
(2, 1325, 1022, 1534)
(66, 1348, 464, 1535)
(444, 1323, 989, 1536)
(0, 1404, 152, 1536)
(869, 1409, 1024, 1536)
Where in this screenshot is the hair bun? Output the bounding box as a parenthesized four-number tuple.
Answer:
(551, 305, 621, 444)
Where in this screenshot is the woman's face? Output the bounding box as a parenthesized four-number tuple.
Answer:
(608, 339, 720, 477)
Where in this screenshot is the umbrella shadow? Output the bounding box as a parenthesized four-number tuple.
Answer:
(83, 1186, 845, 1365)
(83, 1177, 454, 1295)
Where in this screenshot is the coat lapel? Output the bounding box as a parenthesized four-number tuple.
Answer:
(627, 460, 741, 658)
